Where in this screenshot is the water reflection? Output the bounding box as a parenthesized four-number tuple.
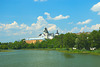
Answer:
(63, 53, 74, 58)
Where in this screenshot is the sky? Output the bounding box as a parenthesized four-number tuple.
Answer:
(0, 0, 100, 42)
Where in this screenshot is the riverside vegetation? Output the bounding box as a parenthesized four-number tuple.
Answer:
(0, 30, 100, 55)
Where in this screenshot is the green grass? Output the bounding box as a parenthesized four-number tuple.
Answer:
(0, 49, 14, 52)
(57, 48, 100, 55)
(21, 48, 57, 51)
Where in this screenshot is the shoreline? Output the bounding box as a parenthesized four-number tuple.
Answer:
(0, 48, 100, 55)
(0, 50, 13, 52)
(58, 50, 100, 55)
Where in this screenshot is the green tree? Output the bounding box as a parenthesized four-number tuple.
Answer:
(0, 42, 1, 45)
(89, 30, 100, 49)
(0, 44, 8, 49)
(74, 38, 80, 48)
(34, 41, 41, 48)
(77, 33, 90, 50)
(63, 33, 76, 48)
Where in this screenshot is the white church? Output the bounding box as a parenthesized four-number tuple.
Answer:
(25, 27, 59, 41)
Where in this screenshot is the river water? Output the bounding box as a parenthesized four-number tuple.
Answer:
(0, 50, 100, 67)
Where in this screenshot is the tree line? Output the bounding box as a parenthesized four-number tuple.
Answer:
(0, 30, 100, 50)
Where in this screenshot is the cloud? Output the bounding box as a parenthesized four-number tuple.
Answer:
(91, 24, 100, 30)
(77, 19, 92, 25)
(98, 12, 100, 15)
(69, 24, 100, 33)
(0, 21, 19, 30)
(0, 16, 63, 38)
(91, 2, 100, 15)
(68, 27, 79, 33)
(34, 0, 47, 2)
(48, 24, 56, 31)
(34, 0, 38, 2)
(80, 25, 91, 32)
(44, 12, 70, 20)
(53, 15, 70, 20)
(79, 24, 100, 32)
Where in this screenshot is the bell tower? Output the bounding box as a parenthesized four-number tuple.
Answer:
(43, 27, 49, 39)
(55, 30, 59, 36)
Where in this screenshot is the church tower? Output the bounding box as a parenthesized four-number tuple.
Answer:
(55, 30, 59, 36)
(43, 27, 49, 39)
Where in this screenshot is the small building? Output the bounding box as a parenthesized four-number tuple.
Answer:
(25, 38, 45, 44)
(90, 47, 96, 50)
(75, 31, 91, 35)
(72, 47, 77, 50)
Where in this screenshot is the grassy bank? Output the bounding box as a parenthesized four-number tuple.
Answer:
(1, 48, 100, 55)
(21, 48, 57, 51)
(0, 49, 14, 52)
(57, 48, 100, 55)
(21, 48, 100, 55)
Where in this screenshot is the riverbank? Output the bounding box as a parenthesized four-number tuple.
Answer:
(0, 50, 13, 52)
(21, 48, 100, 55)
(57, 49, 100, 55)
(0, 48, 100, 55)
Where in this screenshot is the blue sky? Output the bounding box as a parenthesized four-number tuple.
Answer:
(0, 0, 100, 42)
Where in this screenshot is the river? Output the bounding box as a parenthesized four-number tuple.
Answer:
(0, 50, 100, 67)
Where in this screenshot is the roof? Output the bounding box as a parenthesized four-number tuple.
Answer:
(43, 27, 49, 33)
(25, 37, 45, 40)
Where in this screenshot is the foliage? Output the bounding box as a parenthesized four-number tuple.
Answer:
(0, 30, 100, 50)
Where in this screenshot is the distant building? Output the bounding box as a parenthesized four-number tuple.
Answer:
(75, 31, 91, 35)
(25, 27, 59, 44)
(55, 30, 59, 36)
(90, 47, 96, 50)
(39, 27, 54, 39)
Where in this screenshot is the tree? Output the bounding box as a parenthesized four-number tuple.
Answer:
(63, 33, 76, 48)
(89, 30, 100, 49)
(34, 41, 41, 48)
(0, 42, 1, 45)
(0, 44, 8, 49)
(74, 38, 79, 48)
(77, 33, 90, 50)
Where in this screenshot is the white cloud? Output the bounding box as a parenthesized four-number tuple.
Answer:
(48, 24, 56, 31)
(40, 0, 47, 2)
(91, 2, 100, 15)
(0, 16, 63, 37)
(34, 0, 38, 2)
(80, 25, 91, 32)
(79, 24, 100, 32)
(44, 12, 70, 20)
(98, 12, 100, 15)
(77, 19, 92, 25)
(69, 24, 100, 33)
(44, 12, 51, 19)
(91, 24, 100, 30)
(26, 16, 48, 31)
(0, 21, 19, 30)
(68, 27, 79, 33)
(53, 15, 70, 20)
(20, 23, 27, 29)
(34, 0, 47, 2)
(0, 26, 3, 28)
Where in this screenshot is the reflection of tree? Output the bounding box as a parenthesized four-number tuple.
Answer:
(63, 53, 74, 58)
